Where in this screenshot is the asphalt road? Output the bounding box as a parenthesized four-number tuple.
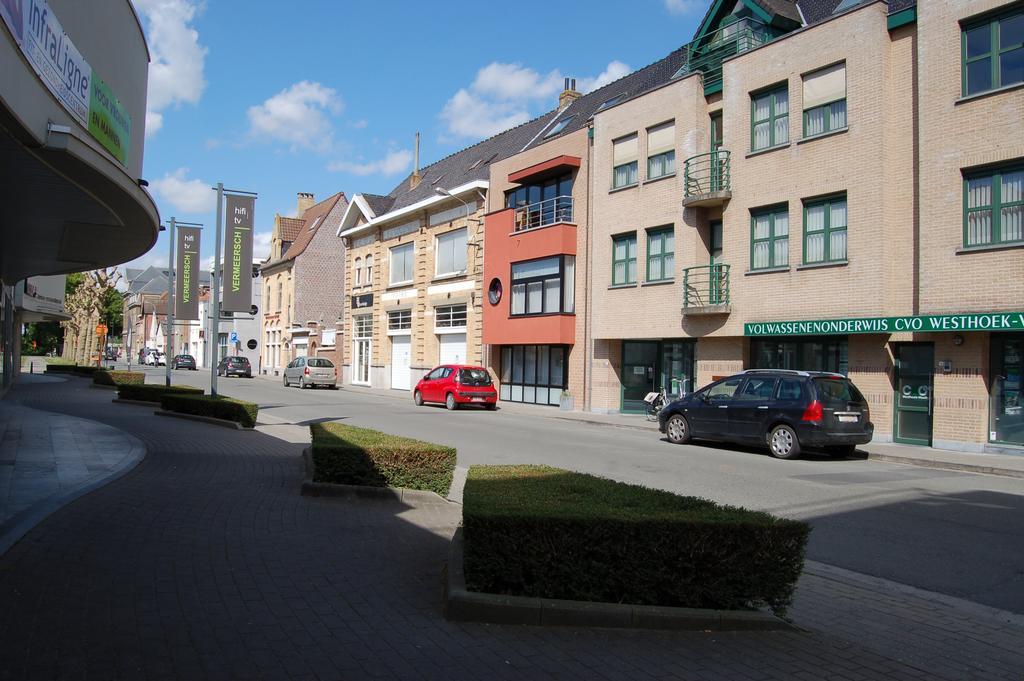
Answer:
(135, 365, 1024, 614)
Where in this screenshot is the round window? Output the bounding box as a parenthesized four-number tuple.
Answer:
(488, 278, 502, 305)
(247, 339, 258, 350)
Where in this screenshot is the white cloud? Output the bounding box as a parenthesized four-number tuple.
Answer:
(350, 119, 368, 129)
(253, 230, 273, 261)
(328, 149, 412, 176)
(133, 0, 207, 138)
(440, 60, 631, 140)
(247, 81, 343, 152)
(150, 167, 215, 214)
(664, 0, 703, 15)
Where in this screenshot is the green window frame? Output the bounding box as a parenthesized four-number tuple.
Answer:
(750, 205, 789, 270)
(803, 194, 848, 264)
(802, 64, 847, 137)
(646, 227, 675, 282)
(963, 164, 1024, 247)
(961, 7, 1024, 97)
(612, 233, 637, 285)
(750, 84, 789, 151)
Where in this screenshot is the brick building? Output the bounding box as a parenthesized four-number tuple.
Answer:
(260, 192, 348, 375)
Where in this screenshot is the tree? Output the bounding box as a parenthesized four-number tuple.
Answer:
(60, 268, 122, 364)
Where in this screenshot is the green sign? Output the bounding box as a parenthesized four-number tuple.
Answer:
(744, 312, 1024, 337)
(88, 75, 131, 165)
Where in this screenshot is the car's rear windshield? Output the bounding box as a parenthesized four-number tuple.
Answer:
(307, 358, 334, 368)
(230, 357, 250, 364)
(459, 369, 492, 386)
(812, 377, 865, 405)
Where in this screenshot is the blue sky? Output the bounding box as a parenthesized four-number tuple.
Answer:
(130, 0, 706, 272)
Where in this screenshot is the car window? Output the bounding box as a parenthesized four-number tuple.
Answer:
(458, 368, 492, 386)
(706, 377, 742, 401)
(776, 378, 804, 401)
(308, 358, 334, 368)
(440, 367, 453, 379)
(735, 377, 777, 400)
(297, 358, 305, 366)
(425, 368, 442, 380)
(812, 377, 865, 406)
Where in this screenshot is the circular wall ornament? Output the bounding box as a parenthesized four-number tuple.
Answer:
(488, 278, 502, 305)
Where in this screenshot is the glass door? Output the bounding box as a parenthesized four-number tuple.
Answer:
(660, 341, 696, 397)
(621, 341, 659, 412)
(709, 220, 724, 304)
(990, 334, 1024, 446)
(893, 344, 934, 445)
(710, 112, 724, 192)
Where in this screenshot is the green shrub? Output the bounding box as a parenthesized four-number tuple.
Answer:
(160, 394, 259, 428)
(117, 384, 204, 402)
(93, 370, 145, 386)
(72, 366, 99, 376)
(310, 423, 456, 496)
(45, 363, 77, 373)
(462, 465, 809, 616)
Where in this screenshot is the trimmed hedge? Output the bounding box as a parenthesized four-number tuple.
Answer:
(117, 384, 204, 402)
(45, 363, 78, 373)
(462, 465, 810, 616)
(93, 370, 145, 386)
(311, 423, 456, 496)
(72, 366, 100, 376)
(160, 394, 259, 428)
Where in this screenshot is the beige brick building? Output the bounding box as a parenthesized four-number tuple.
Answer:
(580, 0, 1023, 453)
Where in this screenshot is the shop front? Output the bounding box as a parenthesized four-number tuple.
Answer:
(498, 344, 568, 406)
(991, 333, 1024, 448)
(620, 340, 696, 413)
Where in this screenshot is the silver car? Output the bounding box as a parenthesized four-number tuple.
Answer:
(283, 356, 337, 389)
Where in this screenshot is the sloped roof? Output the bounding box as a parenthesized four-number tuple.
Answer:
(279, 217, 304, 242)
(362, 193, 395, 217)
(264, 192, 347, 268)
(798, 0, 913, 25)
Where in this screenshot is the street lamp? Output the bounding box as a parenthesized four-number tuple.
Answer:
(435, 187, 472, 221)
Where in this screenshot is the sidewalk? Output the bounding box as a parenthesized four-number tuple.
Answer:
(326, 379, 1024, 478)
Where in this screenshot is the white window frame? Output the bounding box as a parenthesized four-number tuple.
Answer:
(435, 227, 468, 278)
(434, 304, 468, 334)
(389, 242, 414, 286)
(387, 309, 413, 336)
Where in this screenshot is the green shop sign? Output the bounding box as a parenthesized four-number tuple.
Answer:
(744, 312, 1024, 337)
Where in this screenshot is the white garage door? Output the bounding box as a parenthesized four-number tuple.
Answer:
(390, 335, 411, 390)
(439, 333, 467, 366)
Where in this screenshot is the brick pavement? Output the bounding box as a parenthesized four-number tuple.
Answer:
(0, 377, 1013, 680)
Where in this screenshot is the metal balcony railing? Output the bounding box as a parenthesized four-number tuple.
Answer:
(684, 150, 730, 201)
(683, 264, 730, 309)
(676, 19, 773, 91)
(513, 196, 574, 232)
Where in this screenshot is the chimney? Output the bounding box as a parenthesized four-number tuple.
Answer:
(559, 77, 581, 109)
(410, 132, 422, 190)
(296, 192, 315, 215)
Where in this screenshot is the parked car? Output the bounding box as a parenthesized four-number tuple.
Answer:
(414, 365, 497, 410)
(171, 354, 196, 370)
(216, 355, 252, 378)
(283, 357, 337, 389)
(658, 369, 873, 459)
(144, 351, 165, 366)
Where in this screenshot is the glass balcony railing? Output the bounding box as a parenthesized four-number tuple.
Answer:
(513, 196, 574, 232)
(675, 19, 773, 92)
(683, 150, 731, 206)
(683, 264, 730, 311)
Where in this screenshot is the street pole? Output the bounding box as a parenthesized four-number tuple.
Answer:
(165, 217, 176, 387)
(210, 183, 223, 397)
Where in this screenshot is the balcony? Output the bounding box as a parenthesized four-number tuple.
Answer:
(682, 264, 731, 315)
(683, 151, 731, 208)
(675, 18, 774, 94)
(513, 196, 574, 232)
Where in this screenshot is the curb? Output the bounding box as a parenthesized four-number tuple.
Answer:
(153, 409, 254, 431)
(88, 383, 118, 391)
(443, 528, 796, 631)
(863, 451, 1024, 479)
(112, 398, 164, 407)
(299, 448, 451, 505)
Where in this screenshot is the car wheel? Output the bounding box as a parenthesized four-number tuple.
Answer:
(485, 403, 497, 411)
(666, 414, 691, 444)
(300, 378, 308, 389)
(445, 393, 458, 411)
(768, 424, 801, 459)
(283, 374, 289, 387)
(414, 390, 423, 406)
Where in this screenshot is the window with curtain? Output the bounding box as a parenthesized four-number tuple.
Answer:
(803, 194, 848, 264)
(435, 228, 467, 276)
(964, 165, 1024, 247)
(646, 227, 675, 281)
(354, 257, 362, 286)
(646, 122, 676, 180)
(750, 206, 789, 270)
(962, 8, 1024, 97)
(803, 63, 847, 137)
(751, 85, 789, 151)
(510, 256, 574, 316)
(612, 135, 639, 188)
(365, 254, 373, 285)
(612, 233, 637, 285)
(389, 242, 414, 285)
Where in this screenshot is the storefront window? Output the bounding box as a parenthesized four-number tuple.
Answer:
(500, 344, 567, 406)
(751, 337, 848, 374)
(990, 334, 1024, 446)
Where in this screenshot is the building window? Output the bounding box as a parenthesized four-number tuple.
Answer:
(435, 228, 467, 277)
(804, 194, 848, 264)
(435, 304, 467, 329)
(965, 165, 1024, 247)
(612, 134, 639, 188)
(612, 233, 637, 285)
(803, 63, 847, 137)
(276, 282, 283, 311)
(962, 8, 1024, 97)
(544, 115, 575, 139)
(389, 242, 414, 285)
(507, 173, 574, 230)
(751, 337, 848, 375)
(510, 256, 575, 316)
(429, 202, 477, 226)
(646, 227, 675, 281)
(646, 122, 676, 180)
(751, 205, 790, 270)
(751, 84, 789, 151)
(388, 309, 411, 331)
(500, 345, 568, 406)
(365, 254, 373, 285)
(354, 257, 362, 286)
(354, 314, 373, 339)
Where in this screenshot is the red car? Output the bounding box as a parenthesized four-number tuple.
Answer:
(414, 365, 498, 410)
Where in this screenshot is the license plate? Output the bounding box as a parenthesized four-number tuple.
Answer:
(472, 397, 485, 402)
(838, 414, 858, 423)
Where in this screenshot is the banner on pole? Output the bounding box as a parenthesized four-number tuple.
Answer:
(221, 194, 255, 312)
(175, 226, 201, 320)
